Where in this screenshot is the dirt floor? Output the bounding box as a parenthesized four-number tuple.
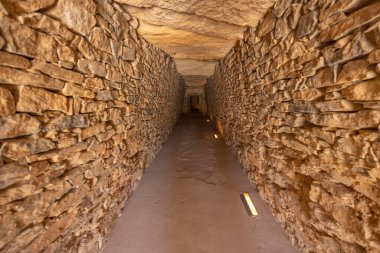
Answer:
(104, 114, 297, 253)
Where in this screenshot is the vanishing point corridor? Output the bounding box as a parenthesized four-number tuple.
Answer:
(1, 0, 380, 252)
(105, 114, 296, 253)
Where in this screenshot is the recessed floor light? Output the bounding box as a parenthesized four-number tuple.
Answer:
(240, 193, 258, 217)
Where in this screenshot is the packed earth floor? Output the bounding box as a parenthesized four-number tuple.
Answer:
(104, 114, 297, 253)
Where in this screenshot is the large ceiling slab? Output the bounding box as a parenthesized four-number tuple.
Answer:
(115, 0, 276, 90)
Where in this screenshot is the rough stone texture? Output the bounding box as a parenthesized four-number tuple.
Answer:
(115, 0, 275, 26)
(205, 1, 380, 253)
(0, 87, 16, 115)
(45, 0, 97, 36)
(114, 0, 276, 103)
(14, 0, 56, 13)
(0, 0, 185, 252)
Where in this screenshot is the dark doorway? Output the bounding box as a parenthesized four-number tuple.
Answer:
(190, 95, 200, 113)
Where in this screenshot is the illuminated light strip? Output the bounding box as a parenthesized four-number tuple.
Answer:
(240, 193, 258, 217)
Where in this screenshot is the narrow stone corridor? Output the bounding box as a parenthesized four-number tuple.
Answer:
(1, 0, 380, 252)
(104, 114, 296, 253)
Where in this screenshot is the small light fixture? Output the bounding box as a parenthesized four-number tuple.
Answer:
(240, 193, 258, 217)
(214, 134, 218, 139)
(207, 119, 210, 122)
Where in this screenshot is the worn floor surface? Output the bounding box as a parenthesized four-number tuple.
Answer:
(104, 114, 297, 253)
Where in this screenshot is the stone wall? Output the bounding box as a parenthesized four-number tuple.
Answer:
(205, 0, 380, 252)
(0, 0, 185, 252)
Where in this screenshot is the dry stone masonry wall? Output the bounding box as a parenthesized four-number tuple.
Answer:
(206, 0, 380, 252)
(0, 0, 185, 252)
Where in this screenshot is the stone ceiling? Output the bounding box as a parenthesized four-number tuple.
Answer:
(115, 0, 276, 91)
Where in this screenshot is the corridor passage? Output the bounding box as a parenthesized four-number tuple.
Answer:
(104, 114, 296, 253)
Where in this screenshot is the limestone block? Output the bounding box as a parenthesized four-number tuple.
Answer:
(368, 49, 380, 64)
(293, 89, 323, 101)
(77, 59, 107, 77)
(0, 113, 40, 139)
(0, 51, 31, 69)
(116, 0, 275, 27)
(274, 17, 291, 40)
(337, 59, 377, 84)
(14, 0, 56, 13)
(309, 67, 335, 88)
(119, 60, 134, 77)
(84, 77, 105, 91)
(257, 13, 276, 38)
(57, 137, 77, 149)
(0, 87, 16, 116)
(301, 57, 325, 75)
(113, 11, 130, 28)
(67, 149, 98, 169)
(46, 0, 96, 36)
(341, 78, 380, 101)
(80, 100, 107, 113)
(77, 37, 101, 61)
(106, 67, 123, 82)
(336, 136, 370, 158)
(62, 82, 95, 99)
(318, 12, 346, 31)
(95, 90, 114, 101)
(281, 135, 313, 154)
(287, 101, 318, 113)
(296, 10, 318, 38)
(48, 184, 90, 217)
(82, 122, 106, 140)
(57, 45, 76, 64)
(324, 32, 376, 66)
(106, 108, 125, 124)
(315, 100, 360, 112)
(16, 86, 68, 114)
(135, 21, 236, 60)
(22, 211, 77, 253)
(32, 60, 84, 84)
(89, 27, 112, 54)
(127, 5, 245, 42)
(110, 39, 123, 57)
(288, 41, 306, 60)
(46, 114, 90, 131)
(306, 111, 380, 129)
(0, 66, 64, 90)
(0, 185, 38, 206)
(2, 138, 55, 161)
(272, 0, 292, 18)
(19, 13, 75, 42)
(0, 35, 5, 48)
(319, 1, 380, 43)
(319, 0, 370, 21)
(122, 46, 136, 61)
(288, 3, 302, 30)
(0, 15, 58, 63)
(0, 162, 30, 190)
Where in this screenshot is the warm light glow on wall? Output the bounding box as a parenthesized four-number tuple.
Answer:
(241, 193, 258, 217)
